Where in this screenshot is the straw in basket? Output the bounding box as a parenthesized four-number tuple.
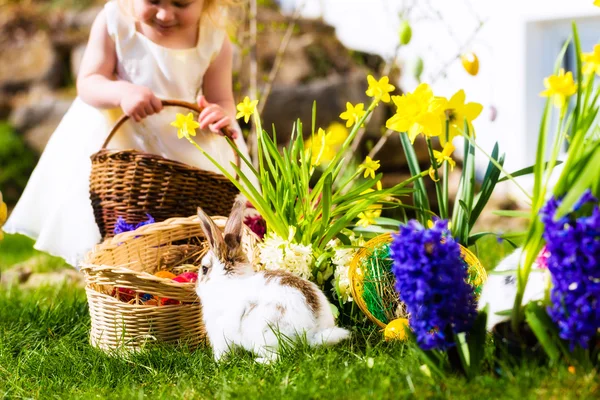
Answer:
(80, 215, 259, 353)
(89, 100, 241, 239)
(349, 233, 487, 329)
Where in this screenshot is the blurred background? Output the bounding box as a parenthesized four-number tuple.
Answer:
(0, 0, 599, 220)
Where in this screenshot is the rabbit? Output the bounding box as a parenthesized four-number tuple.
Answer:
(478, 247, 549, 330)
(195, 200, 350, 364)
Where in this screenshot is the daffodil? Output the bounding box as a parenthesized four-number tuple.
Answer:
(386, 83, 446, 143)
(0, 191, 7, 241)
(428, 166, 439, 182)
(433, 142, 457, 170)
(356, 188, 383, 227)
(595, 0, 600, 7)
(325, 122, 349, 146)
(582, 44, 600, 76)
(339, 102, 366, 127)
(539, 68, 577, 109)
(366, 75, 395, 103)
(171, 113, 200, 139)
(235, 96, 259, 123)
(441, 89, 483, 145)
(305, 126, 347, 166)
(359, 156, 380, 179)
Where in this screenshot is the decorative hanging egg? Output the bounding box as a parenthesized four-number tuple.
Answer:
(461, 52, 479, 76)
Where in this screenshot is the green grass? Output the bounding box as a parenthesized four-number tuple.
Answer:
(0, 234, 597, 399)
(0, 233, 69, 273)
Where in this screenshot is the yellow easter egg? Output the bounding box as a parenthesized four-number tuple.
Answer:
(461, 52, 479, 76)
(384, 318, 410, 342)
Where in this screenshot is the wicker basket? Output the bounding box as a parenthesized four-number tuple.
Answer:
(80, 215, 259, 353)
(349, 233, 487, 329)
(90, 99, 241, 239)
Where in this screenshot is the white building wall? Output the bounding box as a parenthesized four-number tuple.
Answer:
(281, 0, 600, 198)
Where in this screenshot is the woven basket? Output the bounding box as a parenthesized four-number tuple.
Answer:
(80, 215, 259, 353)
(349, 233, 487, 329)
(90, 99, 241, 239)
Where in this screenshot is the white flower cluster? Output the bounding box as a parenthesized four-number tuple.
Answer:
(258, 229, 313, 280)
(328, 236, 365, 304)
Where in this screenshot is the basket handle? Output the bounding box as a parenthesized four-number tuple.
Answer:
(101, 99, 241, 171)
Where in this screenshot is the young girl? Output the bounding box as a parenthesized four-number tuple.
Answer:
(3, 0, 255, 266)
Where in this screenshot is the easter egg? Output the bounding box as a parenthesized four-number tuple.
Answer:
(114, 287, 136, 302)
(398, 20, 412, 45)
(154, 270, 177, 279)
(384, 318, 410, 342)
(461, 52, 479, 76)
(172, 272, 198, 283)
(158, 297, 181, 306)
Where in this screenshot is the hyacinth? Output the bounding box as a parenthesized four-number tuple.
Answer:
(390, 219, 477, 350)
(114, 214, 155, 235)
(258, 229, 313, 279)
(541, 190, 600, 349)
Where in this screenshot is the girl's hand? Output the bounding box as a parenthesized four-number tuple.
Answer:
(120, 85, 163, 122)
(197, 95, 237, 139)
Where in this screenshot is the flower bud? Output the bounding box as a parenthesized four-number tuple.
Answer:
(398, 20, 412, 45)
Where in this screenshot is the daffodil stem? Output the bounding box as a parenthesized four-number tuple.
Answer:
(460, 132, 533, 201)
(426, 137, 447, 219)
(443, 122, 450, 221)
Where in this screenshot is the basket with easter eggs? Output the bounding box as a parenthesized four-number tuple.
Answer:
(80, 213, 259, 353)
(349, 232, 487, 341)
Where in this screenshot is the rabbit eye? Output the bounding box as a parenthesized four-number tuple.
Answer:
(202, 266, 209, 275)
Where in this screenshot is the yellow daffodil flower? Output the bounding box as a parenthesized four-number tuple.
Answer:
(356, 189, 382, 228)
(305, 126, 347, 166)
(433, 142, 457, 170)
(171, 113, 200, 139)
(0, 191, 7, 241)
(359, 156, 380, 179)
(356, 188, 382, 227)
(428, 166, 439, 182)
(339, 102, 366, 127)
(441, 89, 483, 145)
(539, 68, 577, 109)
(595, 0, 600, 7)
(325, 122, 349, 146)
(582, 44, 600, 76)
(386, 83, 446, 143)
(235, 96, 259, 123)
(366, 75, 395, 103)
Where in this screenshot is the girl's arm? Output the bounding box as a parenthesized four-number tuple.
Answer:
(77, 9, 161, 121)
(198, 36, 237, 133)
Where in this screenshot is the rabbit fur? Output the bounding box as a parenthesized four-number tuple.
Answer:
(478, 248, 549, 330)
(195, 200, 350, 363)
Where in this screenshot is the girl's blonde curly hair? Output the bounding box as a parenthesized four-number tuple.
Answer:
(117, 0, 239, 25)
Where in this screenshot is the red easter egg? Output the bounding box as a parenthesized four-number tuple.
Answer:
(172, 272, 198, 283)
(114, 287, 136, 302)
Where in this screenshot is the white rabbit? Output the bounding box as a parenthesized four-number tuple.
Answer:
(478, 247, 549, 330)
(195, 200, 350, 363)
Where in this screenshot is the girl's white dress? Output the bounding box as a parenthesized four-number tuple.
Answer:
(3, 1, 255, 267)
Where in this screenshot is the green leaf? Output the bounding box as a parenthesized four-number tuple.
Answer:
(525, 302, 561, 363)
(467, 307, 488, 377)
(318, 173, 333, 240)
(498, 161, 564, 183)
(399, 132, 430, 224)
(491, 210, 531, 218)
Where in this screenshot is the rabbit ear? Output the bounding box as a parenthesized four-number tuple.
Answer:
(197, 207, 225, 255)
(223, 198, 246, 251)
